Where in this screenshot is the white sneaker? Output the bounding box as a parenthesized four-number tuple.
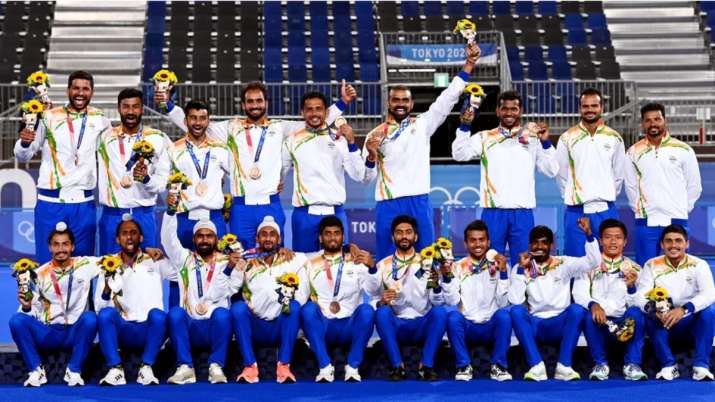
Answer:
(23, 366, 47, 387)
(693, 367, 714, 381)
(490, 364, 512, 381)
(588, 363, 609, 381)
(315, 364, 335, 383)
(455, 364, 474, 381)
(623, 363, 648, 381)
(167, 364, 196, 385)
(137, 364, 160, 385)
(655, 366, 679, 381)
(524, 361, 548, 381)
(64, 368, 85, 386)
(554, 363, 581, 381)
(344, 365, 362, 382)
(99, 366, 126, 386)
(208, 363, 228, 384)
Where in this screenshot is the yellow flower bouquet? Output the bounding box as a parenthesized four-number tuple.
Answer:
(276, 272, 300, 314)
(153, 69, 178, 112)
(453, 18, 476, 45)
(99, 255, 123, 275)
(26, 70, 51, 105)
(12, 258, 39, 301)
(21, 99, 44, 128)
(166, 172, 192, 215)
(645, 286, 673, 315)
(218, 233, 243, 255)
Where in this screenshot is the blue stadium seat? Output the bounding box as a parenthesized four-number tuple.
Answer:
(355, 1, 373, 19)
(311, 47, 330, 82)
(567, 30, 588, 47)
(552, 62, 572, 80)
(446, 1, 464, 17)
(587, 13, 608, 30)
(142, 4, 166, 81)
(554, 84, 578, 113)
(493, 2, 511, 15)
(424, 1, 442, 16)
(547, 46, 568, 63)
(706, 13, 715, 27)
(510, 63, 525, 81)
(515, 1, 534, 15)
(527, 61, 548, 81)
(591, 29, 611, 46)
(564, 13, 584, 31)
(702, 2, 715, 13)
(524, 46, 544, 63)
(361, 63, 380, 82)
(538, 1, 558, 16)
(263, 47, 283, 82)
(288, 50, 307, 82)
(469, 1, 489, 17)
(333, 2, 355, 82)
(401, 1, 419, 17)
(311, 2, 330, 81)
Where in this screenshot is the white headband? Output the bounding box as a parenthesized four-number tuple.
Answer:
(193, 219, 217, 235)
(257, 216, 280, 235)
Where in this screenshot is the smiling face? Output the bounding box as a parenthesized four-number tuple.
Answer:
(119, 96, 143, 131)
(579, 94, 603, 125)
(529, 237, 552, 264)
(241, 88, 267, 122)
(465, 229, 490, 260)
(642, 110, 666, 140)
(302, 97, 327, 129)
(193, 228, 217, 257)
(392, 222, 417, 253)
(661, 232, 688, 262)
(116, 220, 143, 256)
(185, 108, 209, 140)
(67, 78, 94, 112)
(50, 233, 75, 265)
(600, 227, 626, 259)
(387, 88, 414, 122)
(320, 225, 344, 254)
(496, 99, 521, 129)
(256, 227, 281, 253)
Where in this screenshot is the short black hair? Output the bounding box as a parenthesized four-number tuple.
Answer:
(115, 218, 144, 238)
(463, 220, 489, 240)
(68, 70, 94, 89)
(240, 81, 268, 103)
(391, 215, 418, 234)
(301, 91, 328, 109)
(184, 100, 210, 116)
(319, 215, 344, 234)
(599, 218, 627, 238)
(117, 88, 143, 105)
(660, 224, 688, 243)
(497, 90, 521, 107)
(579, 88, 603, 105)
(640, 102, 666, 120)
(48, 226, 75, 245)
(529, 225, 554, 244)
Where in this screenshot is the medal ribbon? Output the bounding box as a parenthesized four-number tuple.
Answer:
(194, 255, 216, 298)
(65, 107, 88, 153)
(384, 118, 411, 142)
(391, 253, 415, 281)
(245, 126, 269, 163)
(121, 125, 143, 169)
(471, 257, 490, 274)
(49, 264, 74, 323)
(323, 255, 345, 299)
(186, 141, 211, 180)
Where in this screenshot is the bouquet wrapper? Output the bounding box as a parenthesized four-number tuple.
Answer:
(155, 80, 172, 111)
(167, 182, 183, 216)
(23, 112, 37, 128)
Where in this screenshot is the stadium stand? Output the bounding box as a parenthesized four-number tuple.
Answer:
(0, 1, 54, 88)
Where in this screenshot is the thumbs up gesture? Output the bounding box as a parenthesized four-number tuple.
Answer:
(340, 79, 357, 105)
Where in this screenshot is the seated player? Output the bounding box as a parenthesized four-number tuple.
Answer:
(508, 218, 599, 381)
(301, 216, 377, 382)
(442, 220, 513, 381)
(573, 218, 647, 381)
(367, 215, 449, 381)
(231, 216, 309, 384)
(636, 224, 715, 381)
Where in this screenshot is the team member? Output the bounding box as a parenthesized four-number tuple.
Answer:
(167, 100, 231, 248)
(451, 92, 557, 266)
(231, 216, 309, 384)
(636, 224, 715, 381)
(161, 194, 243, 385)
(573, 219, 647, 381)
(14, 71, 111, 262)
(158, 81, 356, 248)
(624, 103, 702, 266)
(95, 215, 172, 386)
(9, 223, 98, 386)
(301, 216, 377, 382)
(97, 88, 171, 254)
(442, 220, 513, 381)
(556, 88, 626, 257)
(363, 43, 481, 260)
(508, 218, 599, 381)
(367, 215, 449, 381)
(282, 92, 365, 252)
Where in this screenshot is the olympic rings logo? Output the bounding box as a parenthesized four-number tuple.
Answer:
(17, 220, 35, 244)
(430, 186, 481, 206)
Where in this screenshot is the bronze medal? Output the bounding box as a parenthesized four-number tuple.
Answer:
(195, 302, 208, 316)
(329, 301, 341, 314)
(195, 181, 208, 197)
(248, 165, 262, 180)
(120, 175, 133, 188)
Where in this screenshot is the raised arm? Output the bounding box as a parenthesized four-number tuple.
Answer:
(160, 208, 191, 268)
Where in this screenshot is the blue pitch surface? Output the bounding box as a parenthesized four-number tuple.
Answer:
(2, 380, 715, 402)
